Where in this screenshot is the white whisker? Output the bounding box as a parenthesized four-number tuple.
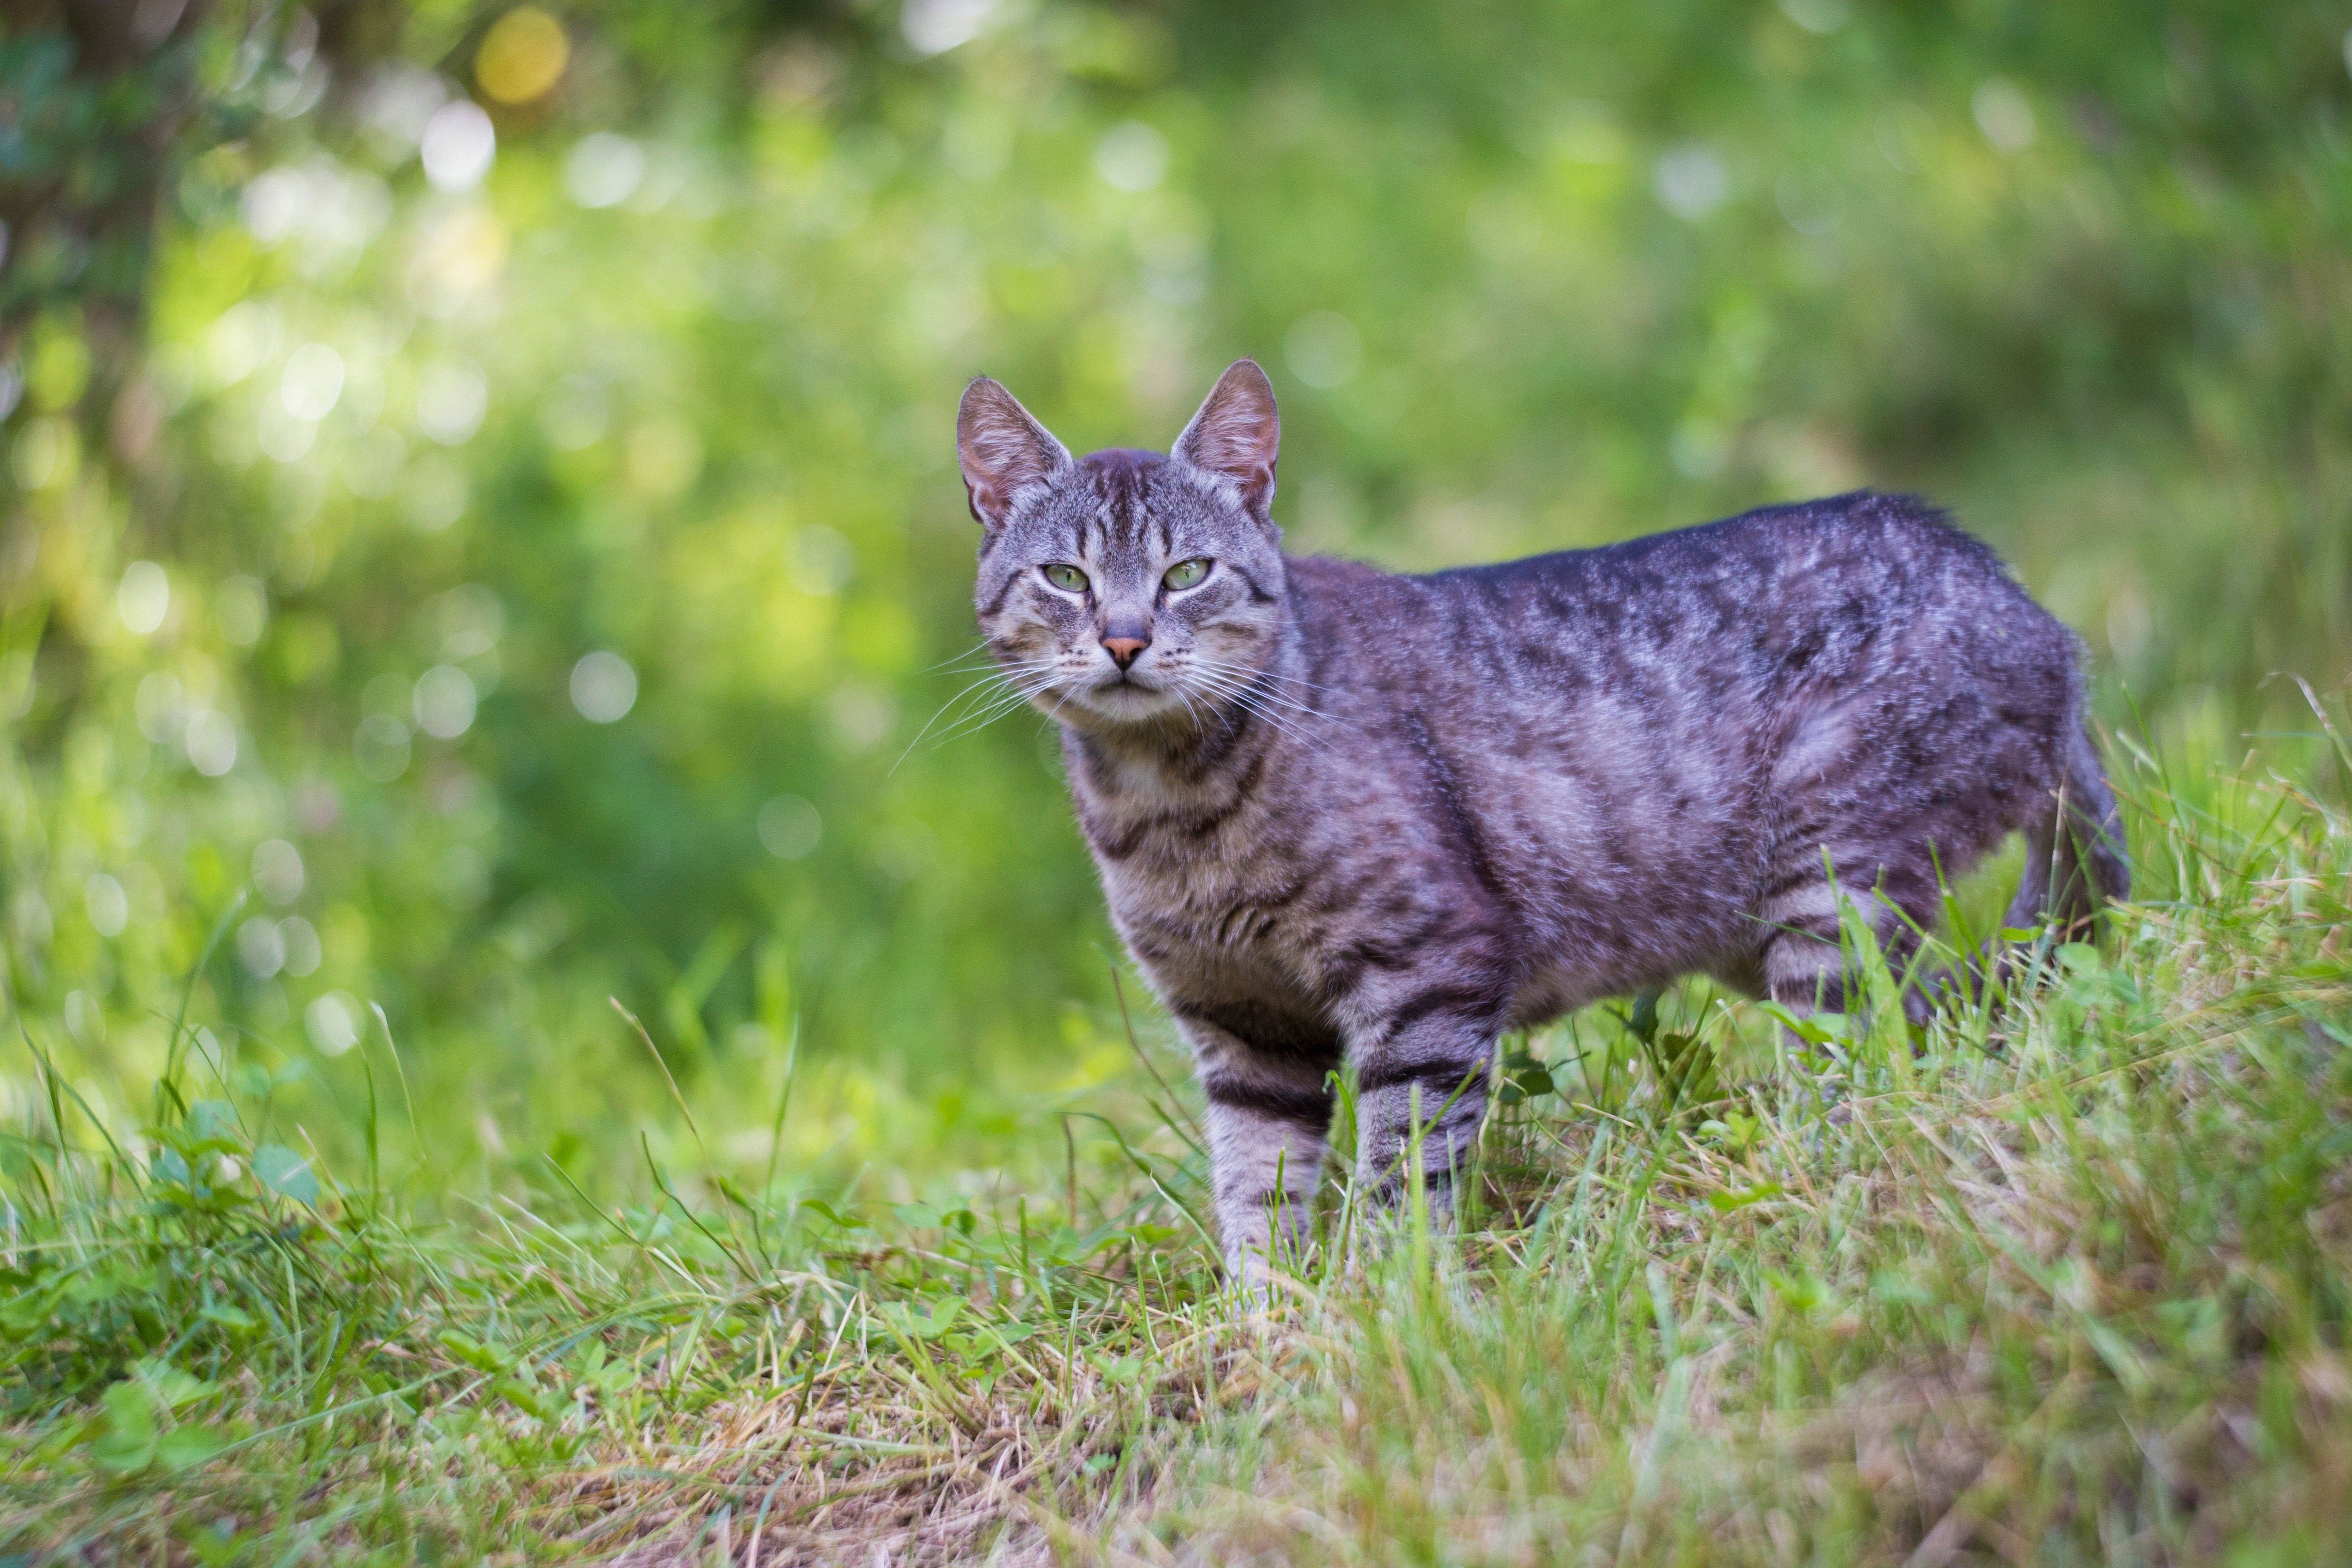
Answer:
(891, 658, 1065, 772)
(1180, 666, 1329, 753)
(1183, 660, 1336, 728)
(922, 638, 995, 674)
(1188, 652, 1349, 698)
(1186, 656, 1353, 728)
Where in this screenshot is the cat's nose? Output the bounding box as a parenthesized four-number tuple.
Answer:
(1101, 635, 1151, 669)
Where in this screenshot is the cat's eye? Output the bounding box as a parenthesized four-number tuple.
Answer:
(1041, 563, 1089, 593)
(1162, 558, 1212, 592)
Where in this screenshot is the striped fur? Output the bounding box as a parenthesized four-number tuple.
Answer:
(957, 361, 2128, 1278)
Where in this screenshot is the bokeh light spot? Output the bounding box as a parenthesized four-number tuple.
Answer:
(476, 8, 569, 106)
(571, 651, 638, 723)
(1778, 0, 1848, 33)
(902, 0, 993, 56)
(243, 168, 308, 243)
(1285, 312, 1362, 389)
(258, 401, 320, 463)
(118, 561, 170, 635)
(417, 360, 489, 445)
(409, 206, 509, 316)
(406, 458, 470, 531)
(281, 342, 345, 420)
(85, 873, 128, 938)
(823, 684, 896, 752)
(280, 916, 323, 977)
(413, 664, 479, 739)
(306, 992, 361, 1056)
(254, 838, 306, 904)
(136, 672, 185, 743)
(1973, 78, 2036, 153)
(185, 710, 238, 776)
(758, 794, 823, 859)
(356, 713, 413, 780)
(1095, 122, 1169, 192)
(788, 526, 856, 595)
(623, 417, 703, 498)
(217, 575, 270, 646)
(11, 417, 77, 489)
(203, 300, 280, 386)
(64, 990, 103, 1047)
(420, 100, 497, 190)
(565, 134, 645, 209)
(356, 64, 446, 156)
(540, 374, 611, 449)
(239, 915, 287, 978)
(1775, 167, 1840, 236)
(1654, 143, 1729, 219)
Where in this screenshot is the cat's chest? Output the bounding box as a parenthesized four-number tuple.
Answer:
(1087, 802, 1296, 924)
(1070, 766, 1309, 952)
(1102, 846, 1326, 1016)
(1099, 839, 1304, 949)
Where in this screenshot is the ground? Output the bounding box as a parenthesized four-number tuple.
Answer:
(5, 738, 2351, 1565)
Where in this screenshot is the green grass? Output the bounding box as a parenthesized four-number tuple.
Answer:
(6, 729, 2352, 1565)
(0, 992, 1232, 1563)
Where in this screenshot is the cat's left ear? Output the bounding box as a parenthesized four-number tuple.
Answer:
(1173, 358, 1280, 526)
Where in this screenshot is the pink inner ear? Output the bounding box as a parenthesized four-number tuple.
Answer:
(1206, 443, 1275, 515)
(1193, 408, 1275, 472)
(957, 381, 1068, 526)
(1178, 366, 1280, 512)
(962, 465, 1031, 528)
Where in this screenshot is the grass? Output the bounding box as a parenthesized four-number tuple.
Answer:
(5, 721, 2352, 1565)
(0, 997, 1232, 1564)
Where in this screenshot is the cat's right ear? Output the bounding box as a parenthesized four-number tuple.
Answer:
(957, 377, 1072, 531)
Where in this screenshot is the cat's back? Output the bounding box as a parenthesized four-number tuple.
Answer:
(1286, 492, 2059, 698)
(1419, 491, 2020, 627)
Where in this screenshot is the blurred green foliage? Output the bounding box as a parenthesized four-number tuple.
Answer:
(3, 0, 2348, 1188)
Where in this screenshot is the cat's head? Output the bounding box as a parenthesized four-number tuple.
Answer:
(957, 360, 1288, 732)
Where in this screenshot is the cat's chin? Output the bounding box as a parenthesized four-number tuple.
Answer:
(1047, 680, 1192, 729)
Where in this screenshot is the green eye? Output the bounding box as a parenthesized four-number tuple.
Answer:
(1163, 558, 1211, 591)
(1041, 563, 1089, 593)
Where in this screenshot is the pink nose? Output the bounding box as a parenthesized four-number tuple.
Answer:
(1102, 636, 1149, 668)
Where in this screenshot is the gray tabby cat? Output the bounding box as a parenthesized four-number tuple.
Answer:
(956, 358, 2128, 1278)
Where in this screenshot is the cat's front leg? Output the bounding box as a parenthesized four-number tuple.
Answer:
(1348, 1000, 1501, 1227)
(1171, 1011, 1336, 1283)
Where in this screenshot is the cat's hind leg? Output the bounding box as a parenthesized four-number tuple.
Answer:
(1755, 855, 1940, 1022)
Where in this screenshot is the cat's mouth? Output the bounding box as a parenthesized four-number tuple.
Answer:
(1062, 672, 1182, 722)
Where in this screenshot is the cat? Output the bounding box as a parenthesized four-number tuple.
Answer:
(956, 357, 2128, 1279)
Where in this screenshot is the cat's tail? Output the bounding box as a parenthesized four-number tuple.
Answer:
(2003, 710, 2130, 940)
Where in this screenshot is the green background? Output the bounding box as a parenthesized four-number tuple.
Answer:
(4, 0, 2347, 1192)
